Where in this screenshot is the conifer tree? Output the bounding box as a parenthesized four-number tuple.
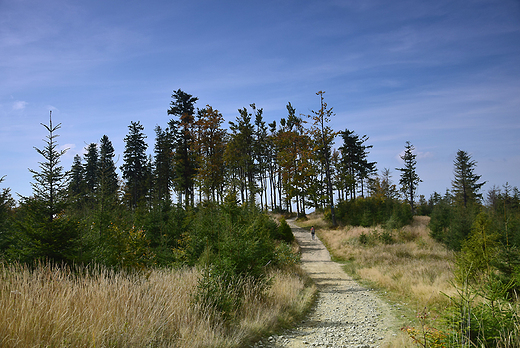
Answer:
(167, 89, 198, 208)
(226, 106, 257, 204)
(267, 121, 281, 211)
(452, 150, 486, 209)
(153, 125, 174, 203)
(0, 176, 14, 254)
(98, 135, 119, 198)
(339, 129, 376, 200)
(94, 135, 119, 240)
(396, 141, 421, 213)
(29, 111, 70, 222)
(84, 143, 99, 195)
(121, 121, 150, 209)
(253, 104, 269, 210)
(21, 111, 78, 262)
(69, 154, 86, 199)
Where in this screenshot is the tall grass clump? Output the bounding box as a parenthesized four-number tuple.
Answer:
(0, 261, 314, 348)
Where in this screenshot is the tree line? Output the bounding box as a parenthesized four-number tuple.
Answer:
(67, 89, 385, 217)
(0, 89, 518, 270)
(0, 90, 383, 266)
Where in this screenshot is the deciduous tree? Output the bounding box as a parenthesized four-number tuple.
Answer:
(194, 105, 227, 202)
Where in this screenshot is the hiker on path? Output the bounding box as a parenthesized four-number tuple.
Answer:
(310, 226, 315, 240)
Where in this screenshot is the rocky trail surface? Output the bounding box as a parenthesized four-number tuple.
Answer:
(253, 220, 399, 348)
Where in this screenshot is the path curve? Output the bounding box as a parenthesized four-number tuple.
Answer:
(254, 219, 398, 348)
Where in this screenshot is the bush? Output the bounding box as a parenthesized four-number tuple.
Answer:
(273, 242, 300, 268)
(189, 203, 279, 321)
(429, 195, 484, 251)
(359, 232, 369, 245)
(195, 265, 252, 322)
(275, 218, 294, 243)
(336, 197, 413, 228)
(379, 230, 395, 245)
(443, 211, 520, 346)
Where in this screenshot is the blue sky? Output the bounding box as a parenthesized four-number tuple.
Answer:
(1, 0, 519, 201)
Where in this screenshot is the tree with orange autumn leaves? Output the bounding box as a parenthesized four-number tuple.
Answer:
(194, 105, 227, 202)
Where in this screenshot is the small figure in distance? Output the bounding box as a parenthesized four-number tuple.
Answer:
(310, 226, 315, 240)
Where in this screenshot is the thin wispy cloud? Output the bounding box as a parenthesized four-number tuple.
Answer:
(12, 101, 27, 110)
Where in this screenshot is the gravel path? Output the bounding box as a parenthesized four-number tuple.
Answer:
(253, 220, 398, 348)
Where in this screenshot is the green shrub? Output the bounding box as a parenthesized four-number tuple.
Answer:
(273, 242, 300, 268)
(188, 203, 280, 321)
(359, 232, 369, 245)
(275, 218, 294, 243)
(379, 230, 395, 245)
(336, 197, 412, 228)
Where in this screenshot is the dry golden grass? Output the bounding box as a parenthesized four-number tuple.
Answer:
(306, 216, 456, 309)
(298, 215, 457, 347)
(0, 262, 315, 348)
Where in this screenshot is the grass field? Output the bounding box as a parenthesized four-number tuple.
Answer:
(0, 262, 315, 347)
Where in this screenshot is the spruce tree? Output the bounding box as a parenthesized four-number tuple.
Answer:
(29, 112, 70, 222)
(69, 154, 86, 198)
(153, 125, 174, 203)
(95, 135, 119, 241)
(21, 111, 78, 263)
(452, 150, 486, 208)
(167, 89, 198, 208)
(0, 176, 14, 255)
(68, 154, 86, 211)
(396, 141, 421, 213)
(98, 135, 119, 198)
(339, 129, 376, 200)
(253, 104, 269, 210)
(84, 143, 99, 194)
(121, 121, 150, 209)
(308, 91, 338, 226)
(227, 106, 257, 204)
